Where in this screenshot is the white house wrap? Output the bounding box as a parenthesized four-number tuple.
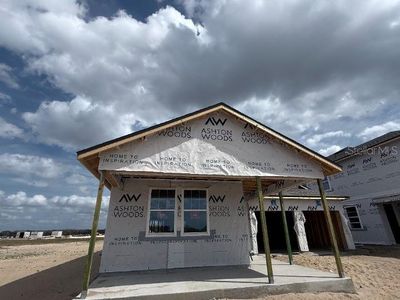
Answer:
(101, 179, 250, 272)
(99, 112, 324, 179)
(77, 103, 349, 275)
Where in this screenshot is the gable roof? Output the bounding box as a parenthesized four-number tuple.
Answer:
(329, 131, 400, 162)
(77, 102, 342, 181)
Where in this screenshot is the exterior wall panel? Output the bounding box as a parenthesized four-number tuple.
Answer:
(100, 179, 251, 273)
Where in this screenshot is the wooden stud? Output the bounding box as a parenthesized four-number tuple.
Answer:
(256, 176, 274, 284)
(279, 192, 293, 265)
(82, 171, 105, 297)
(317, 179, 345, 278)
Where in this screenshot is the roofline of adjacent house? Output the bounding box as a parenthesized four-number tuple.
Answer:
(329, 131, 400, 163)
(76, 102, 342, 173)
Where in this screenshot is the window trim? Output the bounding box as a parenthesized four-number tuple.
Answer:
(322, 176, 333, 192)
(343, 205, 364, 230)
(146, 188, 177, 237)
(181, 188, 210, 237)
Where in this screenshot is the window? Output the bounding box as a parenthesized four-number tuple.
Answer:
(147, 189, 176, 235)
(183, 189, 209, 235)
(322, 176, 332, 192)
(344, 206, 363, 229)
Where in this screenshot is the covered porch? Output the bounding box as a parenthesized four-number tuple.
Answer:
(76, 254, 354, 300)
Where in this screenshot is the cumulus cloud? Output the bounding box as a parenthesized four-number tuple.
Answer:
(0, 189, 109, 230)
(306, 131, 351, 148)
(0, 153, 63, 178)
(359, 121, 400, 141)
(318, 145, 342, 156)
(0, 0, 398, 151)
(0, 117, 24, 139)
(22, 96, 137, 150)
(0, 153, 95, 192)
(0, 63, 19, 88)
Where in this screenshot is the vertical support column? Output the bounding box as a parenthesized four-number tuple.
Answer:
(278, 192, 293, 265)
(317, 179, 345, 278)
(82, 171, 105, 297)
(256, 176, 274, 284)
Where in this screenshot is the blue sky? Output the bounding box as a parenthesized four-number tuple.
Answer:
(0, 0, 399, 230)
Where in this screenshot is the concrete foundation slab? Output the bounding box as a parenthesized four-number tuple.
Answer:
(76, 255, 355, 300)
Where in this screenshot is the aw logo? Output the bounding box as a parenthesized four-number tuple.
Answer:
(363, 157, 372, 164)
(209, 195, 226, 203)
(237, 196, 246, 217)
(177, 194, 182, 203)
(244, 123, 256, 130)
(119, 193, 141, 203)
(205, 117, 227, 126)
(267, 199, 279, 211)
(248, 205, 259, 211)
(288, 205, 299, 211)
(307, 199, 321, 211)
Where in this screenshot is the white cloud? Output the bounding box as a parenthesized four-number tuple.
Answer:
(66, 173, 89, 185)
(0, 153, 63, 179)
(318, 145, 342, 156)
(13, 178, 49, 188)
(0, 0, 398, 153)
(306, 131, 351, 147)
(359, 121, 400, 141)
(1, 191, 47, 206)
(0, 189, 109, 230)
(0, 63, 19, 88)
(22, 96, 137, 149)
(0, 117, 24, 139)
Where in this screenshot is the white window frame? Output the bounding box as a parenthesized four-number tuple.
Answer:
(146, 188, 177, 237)
(343, 205, 364, 230)
(181, 188, 210, 237)
(322, 176, 333, 192)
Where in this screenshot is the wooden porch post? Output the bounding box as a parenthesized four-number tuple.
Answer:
(317, 179, 345, 278)
(278, 192, 293, 265)
(256, 176, 274, 284)
(82, 171, 105, 296)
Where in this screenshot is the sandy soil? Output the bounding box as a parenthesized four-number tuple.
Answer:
(0, 241, 399, 299)
(270, 245, 400, 300)
(0, 239, 103, 300)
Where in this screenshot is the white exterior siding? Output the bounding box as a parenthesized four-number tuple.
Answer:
(328, 137, 400, 245)
(100, 179, 251, 273)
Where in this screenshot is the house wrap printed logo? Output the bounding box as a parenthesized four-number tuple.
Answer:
(158, 125, 192, 139)
(209, 194, 230, 217)
(237, 196, 247, 216)
(242, 123, 272, 144)
(114, 193, 144, 218)
(202, 116, 232, 142)
(205, 117, 227, 126)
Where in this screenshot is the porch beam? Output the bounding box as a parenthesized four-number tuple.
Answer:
(256, 176, 274, 284)
(278, 192, 293, 265)
(82, 171, 105, 296)
(317, 179, 345, 278)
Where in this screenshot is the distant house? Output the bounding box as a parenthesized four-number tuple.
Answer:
(327, 131, 400, 245)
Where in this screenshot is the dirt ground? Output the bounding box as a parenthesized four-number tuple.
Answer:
(0, 239, 103, 300)
(0, 240, 399, 300)
(270, 245, 400, 300)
